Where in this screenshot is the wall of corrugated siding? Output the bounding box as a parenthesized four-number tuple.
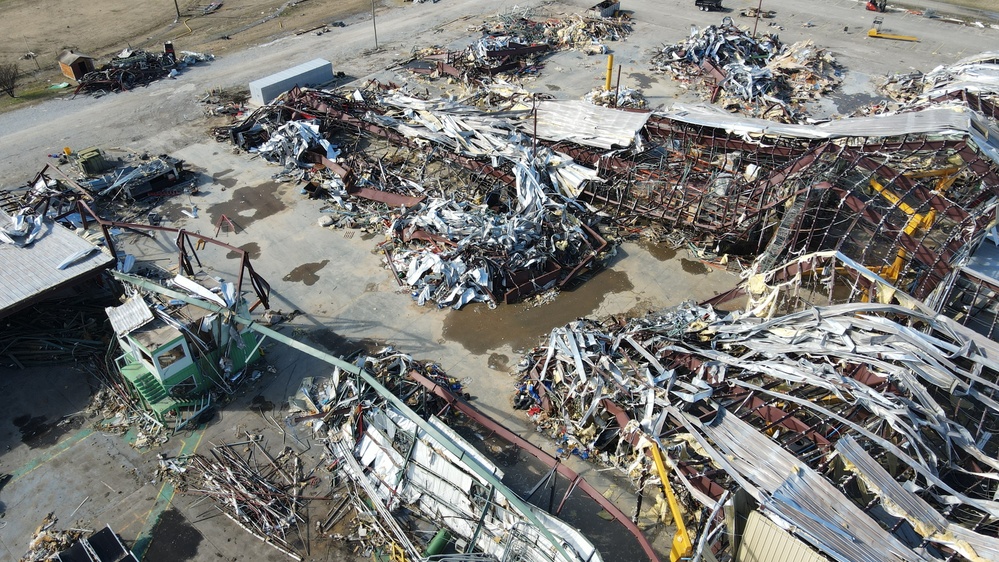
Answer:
(737, 511, 829, 562)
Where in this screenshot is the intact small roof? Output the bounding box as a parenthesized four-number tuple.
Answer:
(57, 50, 94, 65)
(533, 100, 651, 150)
(0, 211, 115, 318)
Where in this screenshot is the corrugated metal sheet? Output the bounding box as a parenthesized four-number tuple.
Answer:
(105, 296, 153, 336)
(0, 212, 115, 317)
(660, 104, 999, 164)
(690, 409, 927, 562)
(533, 100, 650, 150)
(836, 436, 999, 562)
(738, 510, 828, 562)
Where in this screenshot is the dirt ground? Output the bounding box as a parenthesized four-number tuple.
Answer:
(0, 0, 383, 92)
(0, 0, 995, 102)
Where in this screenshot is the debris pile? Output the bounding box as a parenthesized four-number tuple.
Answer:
(477, 11, 631, 54)
(20, 514, 83, 562)
(405, 11, 631, 84)
(879, 52, 999, 117)
(75, 47, 213, 96)
(217, 88, 613, 308)
(164, 440, 315, 560)
(583, 87, 647, 108)
(0, 207, 44, 246)
(516, 301, 999, 561)
(308, 347, 607, 562)
(651, 20, 840, 114)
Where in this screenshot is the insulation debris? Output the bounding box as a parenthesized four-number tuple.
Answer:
(651, 20, 840, 116)
(20, 514, 83, 562)
(517, 301, 999, 561)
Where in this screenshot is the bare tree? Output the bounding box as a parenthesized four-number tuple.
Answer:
(0, 63, 19, 97)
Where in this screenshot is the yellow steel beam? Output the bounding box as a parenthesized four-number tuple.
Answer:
(651, 445, 692, 562)
(867, 28, 919, 41)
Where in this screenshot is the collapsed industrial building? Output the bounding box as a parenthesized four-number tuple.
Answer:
(197, 39, 999, 561)
(5, 3, 999, 559)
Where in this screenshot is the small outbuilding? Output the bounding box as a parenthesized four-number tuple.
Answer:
(58, 50, 96, 82)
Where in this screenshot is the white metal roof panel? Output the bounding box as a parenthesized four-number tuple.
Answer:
(533, 100, 650, 150)
(0, 212, 115, 317)
(105, 296, 154, 336)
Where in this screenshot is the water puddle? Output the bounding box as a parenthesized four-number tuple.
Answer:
(443, 269, 633, 355)
(206, 181, 288, 230)
(680, 258, 709, 275)
(637, 240, 677, 262)
(225, 241, 261, 260)
(13, 414, 82, 448)
(250, 395, 274, 413)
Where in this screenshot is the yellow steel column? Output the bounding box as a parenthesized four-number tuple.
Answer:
(605, 54, 614, 91)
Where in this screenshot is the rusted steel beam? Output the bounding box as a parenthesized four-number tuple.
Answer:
(73, 201, 272, 309)
(407, 370, 663, 562)
(558, 223, 608, 288)
(735, 391, 832, 450)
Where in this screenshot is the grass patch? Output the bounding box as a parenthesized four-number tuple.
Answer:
(0, 83, 67, 111)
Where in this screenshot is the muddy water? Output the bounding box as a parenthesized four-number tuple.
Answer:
(453, 421, 653, 562)
(443, 269, 634, 356)
(638, 240, 677, 262)
(206, 181, 288, 230)
(283, 259, 329, 286)
(680, 258, 709, 275)
(225, 241, 261, 260)
(307, 328, 383, 358)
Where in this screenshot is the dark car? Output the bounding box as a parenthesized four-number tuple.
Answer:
(695, 0, 723, 11)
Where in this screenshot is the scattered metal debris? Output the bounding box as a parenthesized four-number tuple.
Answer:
(403, 10, 632, 86)
(216, 87, 614, 308)
(75, 44, 213, 97)
(163, 440, 314, 560)
(517, 300, 999, 561)
(651, 19, 840, 116)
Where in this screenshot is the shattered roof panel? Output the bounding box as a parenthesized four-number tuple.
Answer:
(533, 100, 650, 149)
(663, 103, 999, 150)
(105, 296, 154, 336)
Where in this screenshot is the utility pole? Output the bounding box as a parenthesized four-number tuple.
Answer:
(173, 0, 181, 23)
(752, 0, 763, 37)
(371, 0, 379, 50)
